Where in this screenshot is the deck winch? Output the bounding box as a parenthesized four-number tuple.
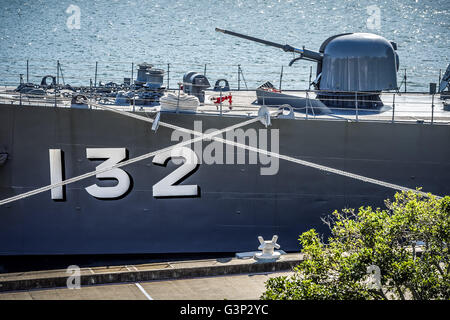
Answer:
(216, 28, 399, 109)
(134, 63, 166, 106)
(135, 63, 164, 88)
(183, 72, 210, 103)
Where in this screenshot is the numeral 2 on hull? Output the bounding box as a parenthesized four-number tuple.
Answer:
(49, 147, 199, 200)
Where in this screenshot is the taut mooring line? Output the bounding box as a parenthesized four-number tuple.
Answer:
(0, 111, 262, 206)
(0, 102, 440, 206)
(90, 102, 438, 199)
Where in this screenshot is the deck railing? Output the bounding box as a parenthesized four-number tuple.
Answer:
(0, 59, 448, 125)
(1, 85, 448, 126)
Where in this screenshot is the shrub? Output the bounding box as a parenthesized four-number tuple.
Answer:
(261, 191, 450, 300)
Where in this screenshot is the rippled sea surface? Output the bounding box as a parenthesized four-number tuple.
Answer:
(0, 0, 448, 90)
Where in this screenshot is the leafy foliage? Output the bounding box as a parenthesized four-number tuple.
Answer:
(261, 191, 450, 300)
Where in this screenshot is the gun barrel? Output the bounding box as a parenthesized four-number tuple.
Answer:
(215, 28, 322, 62)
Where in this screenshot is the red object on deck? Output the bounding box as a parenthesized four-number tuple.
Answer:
(212, 94, 232, 107)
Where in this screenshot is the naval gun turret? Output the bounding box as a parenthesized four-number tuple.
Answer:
(216, 28, 399, 109)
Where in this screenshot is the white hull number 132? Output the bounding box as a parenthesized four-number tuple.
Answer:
(49, 147, 199, 200)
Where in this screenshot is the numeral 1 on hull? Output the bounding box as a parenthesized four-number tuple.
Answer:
(49, 149, 64, 200)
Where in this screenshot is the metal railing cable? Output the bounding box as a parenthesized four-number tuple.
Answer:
(0, 92, 444, 111)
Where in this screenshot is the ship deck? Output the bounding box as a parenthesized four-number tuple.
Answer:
(1, 87, 449, 125)
(202, 90, 450, 124)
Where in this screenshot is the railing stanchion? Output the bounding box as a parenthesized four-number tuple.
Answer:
(305, 91, 309, 120)
(94, 61, 98, 88)
(237, 64, 241, 91)
(131, 62, 134, 87)
(176, 82, 181, 113)
(167, 63, 170, 90)
(392, 92, 396, 123)
(308, 66, 312, 90)
(430, 83, 436, 125)
(431, 92, 435, 125)
(404, 68, 407, 93)
(219, 87, 223, 116)
(279, 65, 283, 92)
(355, 91, 359, 121)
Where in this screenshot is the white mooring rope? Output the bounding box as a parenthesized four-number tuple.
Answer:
(0, 102, 441, 206)
(0, 109, 262, 206)
(89, 102, 439, 199)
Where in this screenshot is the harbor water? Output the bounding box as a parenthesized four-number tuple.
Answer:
(0, 0, 448, 91)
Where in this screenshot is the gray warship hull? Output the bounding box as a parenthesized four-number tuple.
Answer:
(1, 103, 449, 255)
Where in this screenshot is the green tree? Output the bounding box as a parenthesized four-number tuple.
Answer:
(261, 191, 449, 300)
